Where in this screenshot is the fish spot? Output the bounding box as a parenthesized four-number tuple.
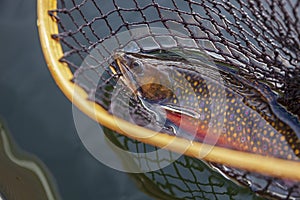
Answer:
(244, 109, 250, 116)
(241, 136, 246, 143)
(236, 125, 242, 132)
(263, 130, 267, 135)
(212, 129, 218, 134)
(246, 127, 251, 134)
(279, 151, 284, 156)
(271, 122, 276, 127)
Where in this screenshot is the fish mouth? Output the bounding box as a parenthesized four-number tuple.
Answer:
(112, 52, 140, 95)
(113, 52, 133, 74)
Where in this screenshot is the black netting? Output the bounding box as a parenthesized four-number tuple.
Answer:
(49, 1, 300, 118)
(49, 0, 300, 115)
(103, 127, 300, 200)
(103, 127, 264, 200)
(47, 0, 300, 199)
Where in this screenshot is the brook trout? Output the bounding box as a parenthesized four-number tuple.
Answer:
(111, 49, 300, 161)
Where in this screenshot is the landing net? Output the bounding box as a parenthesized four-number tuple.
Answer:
(38, 0, 300, 199)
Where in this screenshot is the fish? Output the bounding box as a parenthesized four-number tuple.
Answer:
(111, 49, 300, 161)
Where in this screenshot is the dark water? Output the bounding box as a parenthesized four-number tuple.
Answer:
(0, 1, 153, 199)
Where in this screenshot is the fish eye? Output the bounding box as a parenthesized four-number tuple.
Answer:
(131, 60, 144, 75)
(133, 61, 140, 67)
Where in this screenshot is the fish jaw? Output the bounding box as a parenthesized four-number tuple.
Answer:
(112, 52, 140, 95)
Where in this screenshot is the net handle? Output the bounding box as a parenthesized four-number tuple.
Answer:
(37, 0, 300, 181)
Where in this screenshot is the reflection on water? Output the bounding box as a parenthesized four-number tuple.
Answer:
(0, 192, 6, 200)
(0, 120, 59, 200)
(0, 0, 156, 199)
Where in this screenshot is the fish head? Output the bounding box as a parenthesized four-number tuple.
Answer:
(112, 51, 174, 102)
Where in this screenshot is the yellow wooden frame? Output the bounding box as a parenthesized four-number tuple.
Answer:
(37, 0, 300, 181)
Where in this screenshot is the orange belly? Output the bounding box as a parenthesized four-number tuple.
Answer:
(165, 110, 299, 160)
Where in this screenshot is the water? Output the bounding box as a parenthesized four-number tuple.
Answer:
(0, 0, 152, 199)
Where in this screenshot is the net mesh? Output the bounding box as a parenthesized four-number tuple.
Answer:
(48, 0, 300, 199)
(103, 127, 264, 200)
(49, 0, 300, 117)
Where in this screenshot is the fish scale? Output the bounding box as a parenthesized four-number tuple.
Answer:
(112, 50, 300, 161)
(170, 67, 300, 160)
